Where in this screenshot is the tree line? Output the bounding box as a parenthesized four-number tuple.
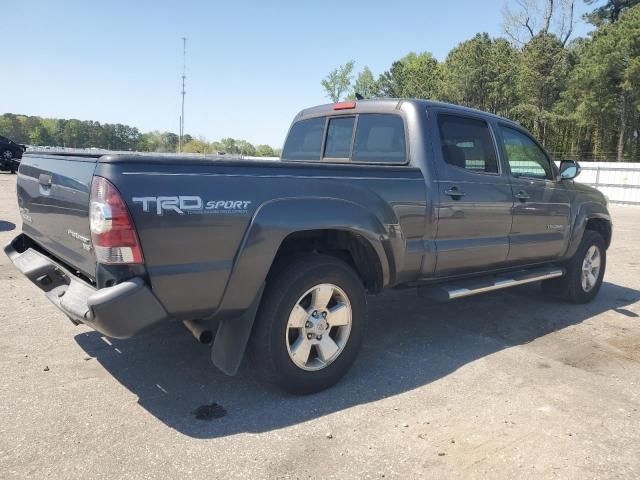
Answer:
(321, 0, 640, 161)
(0, 113, 280, 157)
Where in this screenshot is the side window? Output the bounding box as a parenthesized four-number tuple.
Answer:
(281, 118, 325, 161)
(324, 117, 355, 159)
(500, 126, 553, 180)
(352, 114, 406, 163)
(437, 114, 499, 174)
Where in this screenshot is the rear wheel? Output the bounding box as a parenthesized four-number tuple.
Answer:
(249, 254, 366, 394)
(2, 150, 15, 173)
(542, 230, 606, 304)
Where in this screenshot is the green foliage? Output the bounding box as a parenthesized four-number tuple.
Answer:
(138, 131, 178, 152)
(376, 61, 406, 98)
(377, 52, 439, 99)
(564, 4, 640, 159)
(255, 144, 275, 157)
(511, 32, 573, 146)
(584, 0, 640, 25)
(0, 113, 279, 157)
(321, 60, 355, 102)
(182, 138, 210, 153)
(236, 140, 257, 156)
(439, 33, 489, 108)
(349, 66, 377, 99)
(0, 114, 143, 150)
(487, 39, 521, 116)
(220, 137, 238, 153)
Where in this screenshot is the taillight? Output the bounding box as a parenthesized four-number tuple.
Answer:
(89, 176, 143, 264)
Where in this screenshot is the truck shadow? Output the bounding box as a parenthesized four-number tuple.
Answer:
(74, 281, 640, 439)
(0, 220, 16, 232)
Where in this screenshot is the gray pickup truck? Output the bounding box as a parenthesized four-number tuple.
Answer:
(5, 99, 612, 394)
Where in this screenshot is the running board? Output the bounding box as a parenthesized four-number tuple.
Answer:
(418, 265, 565, 302)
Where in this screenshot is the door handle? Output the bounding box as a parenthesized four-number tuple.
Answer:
(515, 190, 530, 202)
(445, 186, 466, 199)
(38, 173, 52, 187)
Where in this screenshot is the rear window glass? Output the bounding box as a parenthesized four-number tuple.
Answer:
(324, 117, 355, 158)
(352, 114, 405, 163)
(281, 118, 325, 161)
(282, 113, 407, 164)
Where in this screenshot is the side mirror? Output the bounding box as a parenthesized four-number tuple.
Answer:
(559, 160, 581, 180)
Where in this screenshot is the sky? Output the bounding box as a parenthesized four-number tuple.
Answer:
(2, 0, 595, 148)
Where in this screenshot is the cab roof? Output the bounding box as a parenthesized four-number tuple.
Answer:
(295, 98, 520, 128)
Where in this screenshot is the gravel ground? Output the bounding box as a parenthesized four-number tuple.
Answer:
(1, 171, 639, 479)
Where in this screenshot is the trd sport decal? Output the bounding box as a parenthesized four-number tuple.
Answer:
(132, 196, 251, 215)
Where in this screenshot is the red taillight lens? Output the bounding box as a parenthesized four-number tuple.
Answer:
(90, 176, 143, 264)
(333, 101, 356, 110)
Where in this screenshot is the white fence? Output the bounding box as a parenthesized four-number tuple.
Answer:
(574, 162, 640, 206)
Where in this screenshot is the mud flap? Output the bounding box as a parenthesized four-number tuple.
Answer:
(211, 284, 265, 376)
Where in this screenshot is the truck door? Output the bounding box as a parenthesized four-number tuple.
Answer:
(496, 124, 571, 262)
(432, 111, 513, 275)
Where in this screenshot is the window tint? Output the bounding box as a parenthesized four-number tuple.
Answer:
(438, 114, 498, 174)
(500, 126, 552, 179)
(281, 118, 325, 161)
(324, 117, 355, 158)
(283, 114, 407, 164)
(352, 114, 405, 163)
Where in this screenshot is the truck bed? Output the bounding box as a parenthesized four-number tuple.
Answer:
(16, 152, 427, 322)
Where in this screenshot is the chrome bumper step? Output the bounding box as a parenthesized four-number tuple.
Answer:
(418, 265, 565, 301)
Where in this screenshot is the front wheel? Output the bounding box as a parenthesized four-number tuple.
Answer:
(249, 254, 366, 394)
(542, 230, 606, 304)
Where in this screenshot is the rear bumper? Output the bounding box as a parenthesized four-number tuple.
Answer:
(4, 234, 170, 338)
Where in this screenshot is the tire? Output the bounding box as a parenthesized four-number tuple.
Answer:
(542, 229, 606, 304)
(2, 150, 14, 173)
(249, 254, 366, 394)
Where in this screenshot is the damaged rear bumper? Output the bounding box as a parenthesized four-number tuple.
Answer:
(4, 234, 170, 338)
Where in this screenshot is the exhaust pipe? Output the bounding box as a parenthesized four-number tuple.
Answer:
(183, 320, 213, 345)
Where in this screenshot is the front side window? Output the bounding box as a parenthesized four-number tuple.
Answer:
(437, 114, 499, 174)
(324, 117, 355, 158)
(281, 117, 325, 161)
(500, 126, 553, 180)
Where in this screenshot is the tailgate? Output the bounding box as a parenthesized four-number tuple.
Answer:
(17, 154, 98, 279)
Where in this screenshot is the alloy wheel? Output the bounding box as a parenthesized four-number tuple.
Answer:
(581, 245, 601, 292)
(285, 283, 352, 371)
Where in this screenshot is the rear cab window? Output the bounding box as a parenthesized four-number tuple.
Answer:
(324, 117, 355, 159)
(353, 114, 405, 163)
(281, 118, 325, 161)
(282, 113, 406, 164)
